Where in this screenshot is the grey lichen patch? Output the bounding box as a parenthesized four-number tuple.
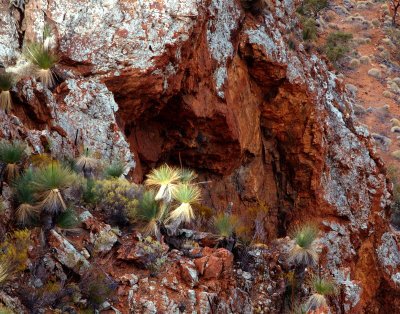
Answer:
(377, 232, 400, 280)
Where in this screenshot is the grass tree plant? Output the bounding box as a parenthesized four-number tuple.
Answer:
(24, 42, 58, 87)
(0, 72, 17, 112)
(13, 169, 38, 226)
(33, 162, 75, 214)
(104, 160, 125, 179)
(288, 224, 319, 267)
(145, 164, 180, 202)
(306, 275, 336, 311)
(0, 140, 26, 184)
(168, 183, 201, 224)
(76, 148, 98, 178)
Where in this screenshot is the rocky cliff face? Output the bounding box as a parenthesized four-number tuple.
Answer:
(1, 0, 399, 312)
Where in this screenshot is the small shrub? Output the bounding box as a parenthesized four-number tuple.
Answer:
(349, 58, 360, 68)
(0, 140, 26, 183)
(368, 68, 382, 79)
(29, 153, 53, 169)
(104, 160, 125, 178)
(297, 0, 328, 18)
(24, 42, 58, 87)
(0, 229, 32, 284)
(135, 236, 167, 276)
(323, 31, 353, 63)
(0, 72, 17, 112)
(301, 17, 318, 41)
(383, 91, 392, 98)
(79, 269, 113, 310)
(288, 224, 319, 266)
(95, 178, 140, 226)
(360, 56, 370, 65)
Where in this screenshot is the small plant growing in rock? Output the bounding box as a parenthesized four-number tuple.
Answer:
(33, 162, 75, 214)
(24, 42, 58, 87)
(214, 213, 237, 238)
(0, 72, 17, 112)
(288, 224, 319, 266)
(104, 160, 125, 178)
(145, 164, 180, 202)
(306, 275, 336, 311)
(135, 236, 167, 276)
(82, 178, 96, 204)
(134, 190, 164, 235)
(79, 269, 113, 310)
(0, 139, 26, 183)
(76, 148, 98, 178)
(13, 169, 38, 226)
(57, 206, 80, 229)
(168, 183, 201, 224)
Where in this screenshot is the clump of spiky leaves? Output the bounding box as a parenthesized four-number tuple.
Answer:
(104, 160, 125, 179)
(33, 162, 75, 214)
(288, 224, 319, 266)
(0, 229, 31, 284)
(0, 72, 17, 112)
(0, 140, 26, 183)
(82, 178, 96, 204)
(169, 184, 201, 224)
(306, 275, 336, 311)
(76, 148, 98, 175)
(13, 169, 38, 226)
(145, 164, 180, 202)
(57, 207, 80, 229)
(178, 168, 197, 183)
(24, 42, 58, 87)
(214, 213, 238, 238)
(134, 190, 164, 236)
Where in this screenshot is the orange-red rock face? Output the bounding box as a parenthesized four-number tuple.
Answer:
(0, 0, 399, 311)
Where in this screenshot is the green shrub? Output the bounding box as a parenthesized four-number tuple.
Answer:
(301, 17, 318, 41)
(297, 0, 328, 18)
(104, 160, 125, 178)
(82, 178, 96, 204)
(306, 275, 336, 310)
(57, 207, 80, 229)
(324, 31, 353, 63)
(94, 178, 140, 226)
(79, 269, 113, 309)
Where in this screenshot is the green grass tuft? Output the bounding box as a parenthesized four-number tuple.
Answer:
(0, 140, 26, 164)
(214, 214, 237, 238)
(0, 72, 16, 92)
(57, 207, 80, 229)
(309, 275, 336, 295)
(24, 42, 57, 70)
(293, 224, 318, 249)
(104, 160, 125, 178)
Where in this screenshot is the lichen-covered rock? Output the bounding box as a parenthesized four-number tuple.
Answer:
(48, 230, 90, 275)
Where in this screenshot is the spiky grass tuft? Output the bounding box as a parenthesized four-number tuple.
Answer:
(306, 275, 336, 310)
(0, 72, 17, 112)
(24, 42, 58, 87)
(145, 164, 180, 202)
(288, 224, 319, 266)
(33, 162, 75, 214)
(104, 160, 125, 178)
(178, 168, 197, 182)
(214, 213, 237, 238)
(76, 149, 98, 172)
(168, 184, 201, 223)
(57, 207, 80, 229)
(135, 190, 163, 235)
(0, 140, 26, 183)
(13, 169, 38, 226)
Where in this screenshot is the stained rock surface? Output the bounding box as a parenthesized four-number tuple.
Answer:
(0, 0, 399, 312)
